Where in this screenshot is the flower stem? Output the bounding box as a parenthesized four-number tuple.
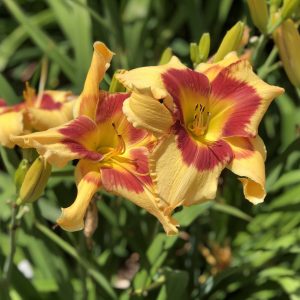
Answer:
(1, 204, 19, 299)
(34, 221, 117, 299)
(258, 47, 279, 79)
(252, 34, 268, 69)
(259, 61, 282, 80)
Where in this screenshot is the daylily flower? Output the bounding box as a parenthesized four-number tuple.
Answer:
(0, 84, 75, 148)
(116, 52, 284, 216)
(12, 42, 178, 235)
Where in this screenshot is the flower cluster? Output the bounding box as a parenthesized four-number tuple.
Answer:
(4, 41, 283, 235)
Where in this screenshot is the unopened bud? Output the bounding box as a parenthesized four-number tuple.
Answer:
(270, 0, 282, 13)
(190, 43, 200, 65)
(273, 19, 300, 87)
(213, 21, 245, 62)
(17, 156, 52, 205)
(109, 70, 126, 93)
(247, 0, 269, 34)
(198, 33, 210, 62)
(14, 159, 30, 193)
(281, 0, 300, 20)
(159, 47, 173, 65)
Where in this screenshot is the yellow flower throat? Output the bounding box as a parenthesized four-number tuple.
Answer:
(188, 104, 211, 137)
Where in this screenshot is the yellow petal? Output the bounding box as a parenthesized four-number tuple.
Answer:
(11, 119, 91, 167)
(42, 90, 74, 103)
(150, 134, 228, 209)
(223, 60, 284, 136)
(122, 91, 174, 136)
(28, 100, 75, 131)
(225, 136, 266, 204)
(57, 160, 101, 231)
(75, 41, 114, 119)
(116, 56, 186, 99)
(0, 111, 23, 148)
(195, 51, 239, 80)
(100, 147, 179, 235)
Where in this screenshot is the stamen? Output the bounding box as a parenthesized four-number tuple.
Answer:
(188, 103, 211, 137)
(112, 122, 126, 155)
(97, 123, 127, 162)
(110, 157, 150, 177)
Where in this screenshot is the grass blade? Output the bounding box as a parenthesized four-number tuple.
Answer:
(3, 0, 77, 83)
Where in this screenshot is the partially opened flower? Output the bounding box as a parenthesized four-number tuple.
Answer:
(12, 42, 178, 235)
(117, 52, 284, 216)
(0, 83, 75, 148)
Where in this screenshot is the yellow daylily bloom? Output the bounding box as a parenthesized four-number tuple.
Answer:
(12, 42, 178, 235)
(117, 53, 284, 219)
(0, 85, 76, 148)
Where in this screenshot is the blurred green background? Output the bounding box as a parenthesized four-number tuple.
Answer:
(1, 0, 300, 299)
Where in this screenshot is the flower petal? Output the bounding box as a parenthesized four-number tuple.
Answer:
(150, 126, 233, 209)
(122, 90, 174, 136)
(208, 59, 284, 139)
(41, 90, 74, 104)
(28, 100, 74, 131)
(57, 160, 101, 231)
(95, 92, 150, 148)
(225, 136, 266, 204)
(11, 116, 101, 167)
(162, 68, 210, 125)
(75, 41, 114, 119)
(116, 56, 187, 99)
(195, 51, 239, 80)
(101, 146, 179, 235)
(0, 111, 23, 148)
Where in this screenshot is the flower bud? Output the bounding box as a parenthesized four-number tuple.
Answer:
(281, 0, 300, 20)
(159, 47, 173, 65)
(17, 156, 52, 205)
(14, 159, 30, 193)
(247, 0, 269, 34)
(109, 70, 126, 93)
(273, 19, 300, 87)
(190, 42, 200, 65)
(198, 33, 210, 62)
(213, 21, 245, 62)
(270, 0, 282, 13)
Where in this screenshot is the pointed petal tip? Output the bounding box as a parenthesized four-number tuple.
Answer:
(239, 177, 265, 205)
(93, 41, 114, 62)
(56, 208, 84, 232)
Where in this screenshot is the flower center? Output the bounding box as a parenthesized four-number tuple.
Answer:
(96, 122, 126, 161)
(187, 104, 211, 137)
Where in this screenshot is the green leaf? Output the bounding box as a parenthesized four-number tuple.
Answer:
(212, 202, 252, 222)
(0, 147, 20, 178)
(3, 0, 77, 83)
(174, 202, 212, 227)
(268, 170, 300, 192)
(47, 0, 92, 86)
(157, 270, 189, 300)
(0, 9, 55, 72)
(0, 73, 19, 104)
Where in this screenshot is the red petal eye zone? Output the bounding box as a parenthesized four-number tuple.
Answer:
(0, 99, 7, 107)
(59, 117, 103, 161)
(102, 148, 152, 193)
(60, 117, 97, 140)
(39, 94, 63, 110)
(162, 69, 210, 97)
(162, 69, 211, 125)
(211, 62, 261, 137)
(96, 92, 130, 124)
(174, 122, 233, 171)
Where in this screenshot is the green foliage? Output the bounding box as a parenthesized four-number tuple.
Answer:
(0, 0, 300, 299)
